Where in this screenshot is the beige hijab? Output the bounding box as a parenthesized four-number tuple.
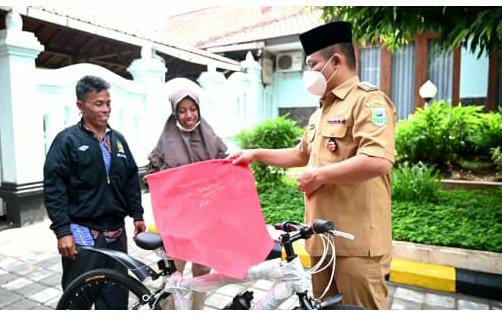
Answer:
(147, 82, 227, 172)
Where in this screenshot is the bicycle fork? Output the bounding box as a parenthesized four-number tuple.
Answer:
(251, 256, 309, 309)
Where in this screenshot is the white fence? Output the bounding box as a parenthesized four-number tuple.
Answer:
(36, 53, 266, 169)
(1, 31, 266, 189)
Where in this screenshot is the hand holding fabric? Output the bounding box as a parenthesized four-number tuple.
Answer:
(228, 150, 256, 165)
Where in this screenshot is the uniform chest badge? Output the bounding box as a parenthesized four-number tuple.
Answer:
(327, 138, 337, 152)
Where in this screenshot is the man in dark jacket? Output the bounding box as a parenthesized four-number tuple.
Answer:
(43, 75, 145, 309)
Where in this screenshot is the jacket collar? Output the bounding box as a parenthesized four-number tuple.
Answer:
(78, 119, 111, 139)
(331, 75, 360, 101)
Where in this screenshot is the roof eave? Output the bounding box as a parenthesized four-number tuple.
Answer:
(20, 6, 240, 71)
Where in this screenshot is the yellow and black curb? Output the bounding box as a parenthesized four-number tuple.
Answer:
(390, 258, 502, 301)
(282, 240, 502, 301)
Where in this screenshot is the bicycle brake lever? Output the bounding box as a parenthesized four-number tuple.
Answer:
(275, 222, 301, 232)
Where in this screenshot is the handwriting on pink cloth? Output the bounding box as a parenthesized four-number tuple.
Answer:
(146, 159, 274, 279)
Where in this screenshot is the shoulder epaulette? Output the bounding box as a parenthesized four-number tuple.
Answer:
(357, 81, 378, 92)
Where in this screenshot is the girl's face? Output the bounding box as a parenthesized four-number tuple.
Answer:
(177, 97, 199, 130)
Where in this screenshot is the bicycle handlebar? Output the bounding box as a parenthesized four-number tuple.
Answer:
(273, 222, 301, 232)
(274, 219, 354, 241)
(274, 219, 333, 234)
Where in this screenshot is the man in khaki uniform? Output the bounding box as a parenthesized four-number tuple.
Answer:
(230, 21, 396, 309)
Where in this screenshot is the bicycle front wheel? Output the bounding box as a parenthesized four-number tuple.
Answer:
(56, 269, 156, 310)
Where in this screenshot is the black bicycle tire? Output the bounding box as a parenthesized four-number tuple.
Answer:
(56, 268, 155, 310)
(323, 304, 366, 310)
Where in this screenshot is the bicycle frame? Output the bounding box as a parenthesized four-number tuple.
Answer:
(161, 256, 310, 309)
(79, 219, 354, 310)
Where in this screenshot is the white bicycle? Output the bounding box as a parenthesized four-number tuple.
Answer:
(56, 219, 363, 310)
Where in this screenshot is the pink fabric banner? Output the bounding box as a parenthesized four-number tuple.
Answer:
(146, 159, 274, 279)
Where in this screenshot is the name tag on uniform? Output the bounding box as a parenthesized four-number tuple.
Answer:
(327, 117, 346, 125)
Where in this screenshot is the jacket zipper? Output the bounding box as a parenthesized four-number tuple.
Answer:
(96, 131, 112, 185)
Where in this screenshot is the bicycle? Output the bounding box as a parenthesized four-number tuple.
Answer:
(56, 219, 364, 310)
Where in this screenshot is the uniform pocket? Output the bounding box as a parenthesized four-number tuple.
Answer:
(319, 124, 349, 163)
(320, 124, 348, 138)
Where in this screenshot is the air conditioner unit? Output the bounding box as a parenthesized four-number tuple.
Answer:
(276, 51, 304, 72)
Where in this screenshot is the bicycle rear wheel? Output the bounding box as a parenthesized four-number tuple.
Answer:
(322, 304, 366, 310)
(57, 269, 155, 310)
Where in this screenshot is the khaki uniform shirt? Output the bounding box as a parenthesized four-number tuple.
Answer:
(297, 76, 397, 257)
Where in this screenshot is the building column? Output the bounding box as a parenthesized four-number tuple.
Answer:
(380, 47, 392, 97)
(487, 51, 499, 111)
(127, 44, 167, 171)
(414, 35, 429, 109)
(240, 51, 263, 129)
(452, 47, 461, 106)
(0, 8, 45, 226)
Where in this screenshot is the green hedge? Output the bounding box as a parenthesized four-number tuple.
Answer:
(396, 102, 502, 172)
(258, 179, 502, 253)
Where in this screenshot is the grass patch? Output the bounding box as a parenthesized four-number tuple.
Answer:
(392, 189, 502, 252)
(258, 179, 502, 253)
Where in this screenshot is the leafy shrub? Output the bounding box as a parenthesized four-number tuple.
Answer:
(395, 101, 502, 171)
(456, 158, 494, 172)
(471, 112, 502, 158)
(235, 115, 303, 183)
(392, 162, 441, 202)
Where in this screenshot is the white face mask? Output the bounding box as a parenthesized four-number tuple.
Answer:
(303, 55, 337, 96)
(176, 120, 200, 132)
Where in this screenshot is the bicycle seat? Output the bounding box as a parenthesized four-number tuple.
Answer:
(135, 232, 163, 250)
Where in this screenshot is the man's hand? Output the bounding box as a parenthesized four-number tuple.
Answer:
(58, 235, 78, 260)
(133, 220, 146, 239)
(297, 168, 322, 197)
(227, 149, 256, 165)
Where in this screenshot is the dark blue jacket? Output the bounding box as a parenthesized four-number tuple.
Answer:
(43, 121, 143, 238)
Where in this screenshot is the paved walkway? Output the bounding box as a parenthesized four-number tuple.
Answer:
(1, 193, 501, 310)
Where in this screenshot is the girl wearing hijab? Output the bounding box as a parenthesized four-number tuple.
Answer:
(147, 80, 227, 309)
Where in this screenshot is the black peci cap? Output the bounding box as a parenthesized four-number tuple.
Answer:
(299, 21, 352, 56)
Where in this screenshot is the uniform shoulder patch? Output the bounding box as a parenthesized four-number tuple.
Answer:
(370, 107, 387, 127)
(357, 81, 378, 92)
